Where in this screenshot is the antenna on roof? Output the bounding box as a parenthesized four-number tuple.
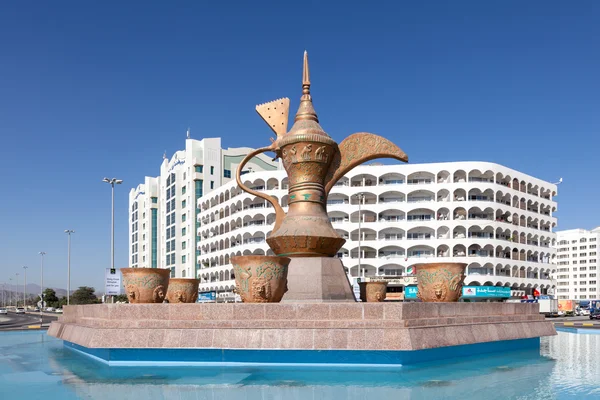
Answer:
(163, 151, 167, 160)
(186, 127, 191, 139)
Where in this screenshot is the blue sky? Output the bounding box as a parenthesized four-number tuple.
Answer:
(0, 1, 598, 292)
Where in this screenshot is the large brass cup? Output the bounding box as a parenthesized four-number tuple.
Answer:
(232, 255, 290, 303)
(121, 268, 170, 304)
(414, 263, 467, 302)
(358, 281, 388, 302)
(166, 278, 200, 303)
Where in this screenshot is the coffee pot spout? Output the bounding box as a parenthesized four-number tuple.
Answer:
(324, 132, 408, 195)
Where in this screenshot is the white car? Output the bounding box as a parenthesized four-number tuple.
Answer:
(55, 309, 63, 313)
(16, 308, 25, 314)
(580, 309, 590, 316)
(0, 308, 7, 315)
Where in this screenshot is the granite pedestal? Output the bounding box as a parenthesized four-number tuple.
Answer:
(282, 257, 356, 302)
(48, 302, 556, 366)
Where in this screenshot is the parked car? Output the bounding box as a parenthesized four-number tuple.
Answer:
(580, 309, 590, 316)
(16, 308, 25, 314)
(55, 309, 63, 313)
(590, 310, 600, 320)
(0, 308, 7, 315)
(45, 307, 55, 312)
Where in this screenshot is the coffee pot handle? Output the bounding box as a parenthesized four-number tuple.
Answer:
(236, 146, 285, 232)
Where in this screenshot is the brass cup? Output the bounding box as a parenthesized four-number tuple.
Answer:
(120, 268, 171, 304)
(359, 281, 388, 302)
(231, 255, 291, 303)
(166, 278, 200, 303)
(413, 263, 467, 302)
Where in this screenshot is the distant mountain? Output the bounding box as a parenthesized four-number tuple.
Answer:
(2, 284, 68, 298)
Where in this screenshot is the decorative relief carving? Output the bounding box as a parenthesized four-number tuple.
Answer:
(415, 263, 466, 302)
(120, 268, 171, 304)
(232, 256, 290, 303)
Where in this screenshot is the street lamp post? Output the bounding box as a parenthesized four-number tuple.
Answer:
(39, 252, 46, 326)
(354, 193, 366, 282)
(64, 230, 75, 305)
(9, 278, 13, 307)
(15, 273, 19, 307)
(103, 177, 122, 303)
(23, 266, 28, 309)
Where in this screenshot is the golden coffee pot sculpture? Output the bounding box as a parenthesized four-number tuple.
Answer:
(236, 51, 408, 257)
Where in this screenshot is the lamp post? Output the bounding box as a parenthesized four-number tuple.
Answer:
(23, 266, 28, 309)
(103, 177, 122, 303)
(39, 252, 46, 326)
(15, 273, 19, 307)
(64, 230, 74, 305)
(354, 193, 366, 281)
(9, 278, 13, 307)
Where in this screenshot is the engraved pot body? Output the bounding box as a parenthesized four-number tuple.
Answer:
(231, 255, 290, 303)
(166, 278, 200, 303)
(267, 138, 345, 257)
(414, 263, 467, 302)
(358, 281, 388, 302)
(121, 268, 170, 304)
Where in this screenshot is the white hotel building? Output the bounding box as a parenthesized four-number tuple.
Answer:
(554, 227, 600, 300)
(196, 161, 558, 298)
(128, 137, 278, 278)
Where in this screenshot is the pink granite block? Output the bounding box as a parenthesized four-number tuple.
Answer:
(261, 329, 284, 349)
(168, 320, 205, 329)
(169, 304, 202, 320)
(201, 304, 233, 320)
(244, 329, 263, 349)
(514, 304, 527, 315)
(265, 304, 297, 320)
(437, 303, 457, 317)
(136, 304, 166, 320)
(296, 321, 315, 328)
(382, 328, 410, 350)
(162, 329, 183, 347)
(363, 329, 385, 350)
(501, 303, 516, 315)
(195, 329, 214, 348)
(364, 303, 384, 320)
(382, 303, 403, 320)
(278, 329, 299, 349)
(347, 329, 366, 349)
(262, 320, 297, 329)
(313, 329, 331, 349)
(294, 329, 315, 349)
(233, 304, 266, 320)
(296, 304, 330, 320)
(329, 304, 362, 320)
(108, 304, 138, 320)
(147, 330, 165, 348)
(363, 320, 383, 328)
(329, 329, 348, 349)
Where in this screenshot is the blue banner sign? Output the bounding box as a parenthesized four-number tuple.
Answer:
(405, 286, 418, 299)
(462, 286, 511, 298)
(197, 292, 216, 302)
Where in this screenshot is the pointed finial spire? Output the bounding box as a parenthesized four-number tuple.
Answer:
(186, 127, 191, 139)
(302, 50, 310, 95)
(294, 50, 319, 123)
(163, 150, 167, 160)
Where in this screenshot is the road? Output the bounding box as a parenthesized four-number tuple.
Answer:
(547, 315, 600, 329)
(0, 311, 58, 330)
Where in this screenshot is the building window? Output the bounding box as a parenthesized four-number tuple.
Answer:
(182, 241, 187, 250)
(171, 186, 176, 197)
(224, 170, 231, 178)
(182, 255, 187, 263)
(210, 166, 214, 175)
(210, 181, 214, 189)
(182, 200, 187, 208)
(182, 186, 187, 195)
(195, 165, 203, 173)
(182, 227, 187, 236)
(170, 267, 175, 278)
(171, 253, 175, 265)
(166, 255, 171, 266)
(151, 197, 158, 204)
(182, 269, 186, 278)
(182, 214, 187, 222)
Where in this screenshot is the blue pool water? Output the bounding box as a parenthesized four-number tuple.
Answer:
(0, 330, 598, 399)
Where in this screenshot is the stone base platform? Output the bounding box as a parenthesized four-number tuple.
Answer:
(48, 302, 556, 366)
